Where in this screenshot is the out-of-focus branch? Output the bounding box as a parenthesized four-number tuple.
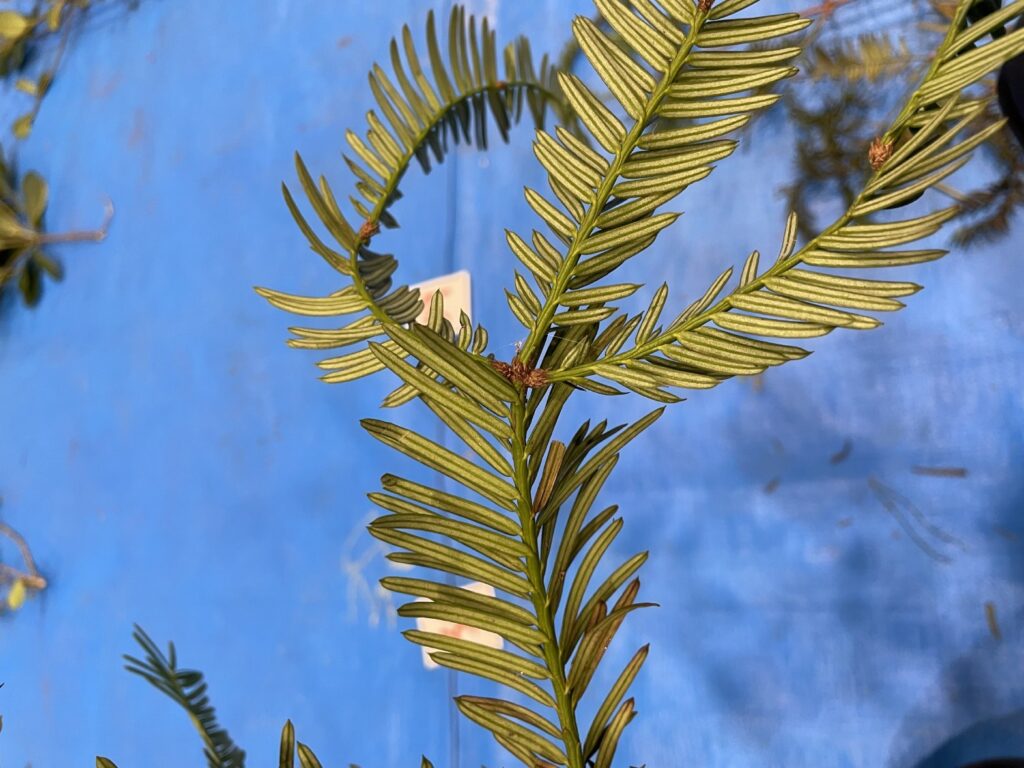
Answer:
(802, 0, 857, 21)
(0, 521, 47, 591)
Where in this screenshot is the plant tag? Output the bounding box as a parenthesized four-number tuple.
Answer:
(411, 270, 472, 327)
(414, 581, 503, 670)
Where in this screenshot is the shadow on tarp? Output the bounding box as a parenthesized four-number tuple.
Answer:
(897, 484, 1024, 768)
(910, 713, 1024, 767)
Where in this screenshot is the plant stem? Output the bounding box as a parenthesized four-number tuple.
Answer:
(35, 228, 106, 245)
(0, 198, 115, 289)
(510, 397, 584, 768)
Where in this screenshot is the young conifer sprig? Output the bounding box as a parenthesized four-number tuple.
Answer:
(122, 626, 246, 768)
(105, 634, 377, 768)
(357, 4, 821, 766)
(509, 1, 811, 368)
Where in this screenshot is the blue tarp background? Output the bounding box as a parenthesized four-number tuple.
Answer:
(0, 1, 1021, 766)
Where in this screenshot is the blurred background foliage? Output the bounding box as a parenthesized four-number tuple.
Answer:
(0, 0, 125, 308)
(0, 149, 59, 306)
(0, 504, 47, 616)
(782, 0, 1024, 246)
(1, 0, 130, 629)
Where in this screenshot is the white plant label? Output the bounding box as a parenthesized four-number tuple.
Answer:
(412, 270, 472, 327)
(415, 580, 503, 670)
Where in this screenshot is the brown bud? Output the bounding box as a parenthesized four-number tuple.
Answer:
(868, 137, 893, 171)
(522, 367, 548, 389)
(698, 0, 714, 10)
(490, 358, 548, 389)
(358, 219, 380, 242)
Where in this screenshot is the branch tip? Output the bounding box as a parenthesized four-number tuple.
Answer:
(358, 219, 380, 243)
(491, 358, 548, 389)
(869, 137, 894, 171)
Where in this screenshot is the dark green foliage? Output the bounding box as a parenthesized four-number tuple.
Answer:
(123, 626, 246, 768)
(781, 88, 874, 241)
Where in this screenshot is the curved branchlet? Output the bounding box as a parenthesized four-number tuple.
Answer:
(256, 6, 568, 391)
(548, 1, 1024, 403)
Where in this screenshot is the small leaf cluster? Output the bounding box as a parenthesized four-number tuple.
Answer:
(1, 1, 123, 311)
(0, 0, 96, 139)
(1, 1, 80, 140)
(0, 148, 61, 306)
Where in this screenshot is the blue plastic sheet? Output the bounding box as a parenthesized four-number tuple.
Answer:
(0, 2, 1021, 766)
